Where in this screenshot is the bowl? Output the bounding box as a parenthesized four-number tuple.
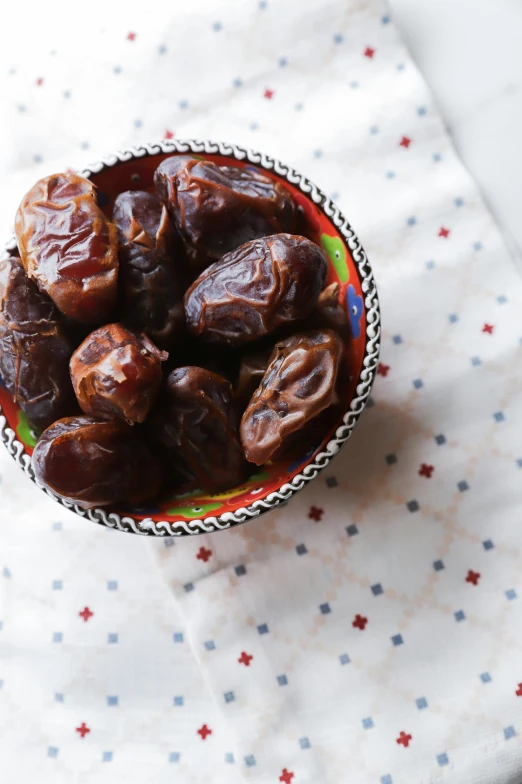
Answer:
(0, 139, 381, 536)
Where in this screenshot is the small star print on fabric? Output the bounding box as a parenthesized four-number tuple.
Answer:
(515, 683, 522, 697)
(76, 723, 90, 738)
(36, 78, 44, 86)
(164, 129, 174, 140)
(279, 770, 294, 784)
(466, 570, 480, 585)
(308, 506, 323, 521)
(397, 732, 412, 747)
(353, 614, 368, 630)
(196, 546, 212, 563)
(438, 227, 450, 238)
(364, 46, 375, 58)
(399, 136, 411, 148)
(419, 463, 434, 478)
(377, 363, 390, 377)
(264, 88, 274, 99)
(238, 651, 253, 666)
(79, 607, 93, 622)
(483, 323, 494, 334)
(127, 32, 136, 41)
(197, 724, 212, 740)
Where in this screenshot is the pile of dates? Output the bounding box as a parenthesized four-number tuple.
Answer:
(0, 155, 351, 510)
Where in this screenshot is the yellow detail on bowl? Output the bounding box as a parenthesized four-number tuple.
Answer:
(16, 411, 38, 447)
(203, 470, 270, 500)
(321, 234, 349, 282)
(165, 501, 222, 518)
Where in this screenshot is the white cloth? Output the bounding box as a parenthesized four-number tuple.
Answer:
(1, 1, 522, 782)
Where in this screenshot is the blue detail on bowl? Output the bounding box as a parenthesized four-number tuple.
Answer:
(347, 284, 363, 339)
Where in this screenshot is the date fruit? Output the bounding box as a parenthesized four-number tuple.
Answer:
(240, 329, 345, 465)
(184, 234, 328, 347)
(70, 323, 167, 424)
(152, 366, 248, 493)
(0, 256, 75, 430)
(15, 173, 118, 323)
(154, 156, 297, 273)
(113, 190, 185, 349)
(306, 282, 350, 341)
(32, 416, 162, 508)
(236, 345, 272, 408)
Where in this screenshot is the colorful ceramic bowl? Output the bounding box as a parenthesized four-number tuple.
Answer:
(0, 140, 380, 536)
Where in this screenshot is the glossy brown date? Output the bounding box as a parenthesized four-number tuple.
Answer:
(32, 416, 162, 508)
(0, 256, 75, 431)
(307, 282, 350, 341)
(151, 366, 248, 493)
(240, 329, 345, 465)
(154, 156, 297, 274)
(15, 173, 118, 323)
(113, 190, 185, 350)
(70, 323, 167, 424)
(184, 234, 328, 347)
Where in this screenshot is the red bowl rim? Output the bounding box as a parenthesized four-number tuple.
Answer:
(0, 139, 381, 537)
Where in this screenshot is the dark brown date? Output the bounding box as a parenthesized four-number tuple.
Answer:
(113, 190, 185, 350)
(184, 234, 328, 347)
(0, 256, 75, 430)
(154, 156, 297, 274)
(236, 345, 273, 408)
(32, 416, 162, 508)
(151, 366, 248, 493)
(240, 330, 345, 465)
(15, 173, 118, 323)
(70, 323, 167, 424)
(233, 283, 349, 409)
(306, 282, 350, 341)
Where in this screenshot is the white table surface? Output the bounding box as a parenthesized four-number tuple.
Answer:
(1, 4, 522, 783)
(391, 0, 522, 268)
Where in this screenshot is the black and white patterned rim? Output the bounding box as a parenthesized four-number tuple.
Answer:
(0, 139, 381, 536)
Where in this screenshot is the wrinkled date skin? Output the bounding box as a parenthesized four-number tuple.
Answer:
(152, 366, 248, 493)
(70, 323, 167, 424)
(15, 173, 119, 323)
(240, 329, 345, 465)
(154, 156, 297, 274)
(0, 256, 75, 431)
(306, 282, 350, 341)
(113, 191, 185, 350)
(32, 416, 162, 508)
(184, 234, 328, 347)
(234, 283, 349, 407)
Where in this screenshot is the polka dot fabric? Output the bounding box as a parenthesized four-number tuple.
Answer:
(1, 0, 522, 782)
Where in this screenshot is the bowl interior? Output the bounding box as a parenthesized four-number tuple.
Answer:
(1, 150, 367, 525)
